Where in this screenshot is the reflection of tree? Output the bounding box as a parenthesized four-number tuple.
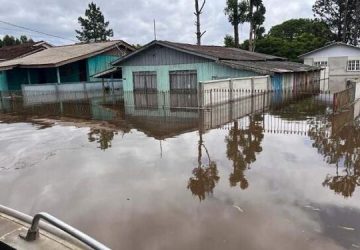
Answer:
(187, 133, 220, 201)
(225, 115, 264, 190)
(309, 118, 360, 198)
(88, 129, 117, 151)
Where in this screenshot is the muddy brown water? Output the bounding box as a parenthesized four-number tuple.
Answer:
(0, 93, 359, 250)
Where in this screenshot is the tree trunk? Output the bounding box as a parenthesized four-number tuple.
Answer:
(342, 0, 349, 43)
(195, 0, 206, 45)
(248, 0, 254, 51)
(234, 24, 240, 47)
(355, 0, 360, 46)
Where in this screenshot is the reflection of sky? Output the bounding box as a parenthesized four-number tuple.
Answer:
(0, 118, 359, 250)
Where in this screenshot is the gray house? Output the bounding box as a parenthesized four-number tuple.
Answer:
(300, 42, 360, 92)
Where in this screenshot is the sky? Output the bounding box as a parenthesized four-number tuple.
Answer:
(0, 0, 315, 46)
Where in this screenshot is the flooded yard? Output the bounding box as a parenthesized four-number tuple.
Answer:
(0, 91, 359, 250)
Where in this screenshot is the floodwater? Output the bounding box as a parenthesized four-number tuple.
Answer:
(0, 91, 359, 250)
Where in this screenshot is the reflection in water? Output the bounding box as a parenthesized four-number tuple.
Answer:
(225, 114, 264, 189)
(88, 129, 118, 151)
(187, 133, 219, 201)
(309, 117, 360, 198)
(1, 90, 360, 249)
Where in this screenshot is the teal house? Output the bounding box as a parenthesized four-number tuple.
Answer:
(0, 40, 134, 91)
(112, 40, 319, 92)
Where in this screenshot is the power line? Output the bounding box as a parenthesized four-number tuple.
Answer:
(0, 20, 77, 43)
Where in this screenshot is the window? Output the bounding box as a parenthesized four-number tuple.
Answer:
(347, 60, 360, 71)
(169, 70, 197, 92)
(314, 61, 328, 67)
(133, 71, 157, 91)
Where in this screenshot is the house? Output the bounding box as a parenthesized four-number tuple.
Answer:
(0, 40, 135, 91)
(0, 41, 52, 62)
(111, 40, 319, 93)
(299, 42, 360, 92)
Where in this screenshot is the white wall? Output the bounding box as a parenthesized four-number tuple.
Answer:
(303, 44, 360, 60)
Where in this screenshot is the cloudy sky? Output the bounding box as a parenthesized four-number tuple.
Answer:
(0, 0, 315, 46)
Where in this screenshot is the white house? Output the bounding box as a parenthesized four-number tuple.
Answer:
(299, 42, 360, 92)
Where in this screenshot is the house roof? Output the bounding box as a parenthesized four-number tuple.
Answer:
(113, 40, 285, 66)
(112, 40, 317, 75)
(0, 40, 134, 70)
(0, 41, 52, 61)
(299, 42, 360, 58)
(219, 60, 319, 75)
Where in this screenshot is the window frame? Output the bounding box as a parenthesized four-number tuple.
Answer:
(347, 60, 360, 72)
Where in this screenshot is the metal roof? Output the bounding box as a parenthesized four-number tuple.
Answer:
(0, 41, 52, 61)
(113, 40, 285, 66)
(219, 60, 319, 75)
(0, 40, 134, 70)
(298, 42, 360, 58)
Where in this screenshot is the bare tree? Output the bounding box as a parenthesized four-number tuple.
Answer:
(195, 0, 206, 45)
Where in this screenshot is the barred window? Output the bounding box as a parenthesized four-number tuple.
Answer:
(314, 61, 328, 67)
(347, 60, 360, 71)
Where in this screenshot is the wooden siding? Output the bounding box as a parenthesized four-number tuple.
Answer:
(0, 71, 8, 91)
(122, 62, 258, 91)
(123, 45, 211, 66)
(87, 55, 119, 81)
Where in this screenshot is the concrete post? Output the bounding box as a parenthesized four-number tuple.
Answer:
(56, 68, 61, 84)
(27, 69, 31, 85)
(251, 77, 255, 97)
(229, 79, 234, 102)
(356, 82, 360, 101)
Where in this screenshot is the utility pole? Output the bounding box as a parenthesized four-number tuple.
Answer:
(194, 0, 206, 45)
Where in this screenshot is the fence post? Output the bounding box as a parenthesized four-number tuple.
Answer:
(251, 77, 255, 97)
(229, 79, 234, 102)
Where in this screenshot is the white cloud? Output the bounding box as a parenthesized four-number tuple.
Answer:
(0, 0, 315, 46)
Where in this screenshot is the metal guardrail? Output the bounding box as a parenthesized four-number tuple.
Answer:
(0, 205, 110, 250)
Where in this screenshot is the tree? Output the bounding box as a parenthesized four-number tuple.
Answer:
(76, 2, 114, 42)
(224, 35, 235, 47)
(194, 0, 206, 45)
(0, 35, 33, 48)
(248, 0, 266, 52)
(313, 0, 359, 45)
(246, 19, 334, 61)
(225, 0, 248, 47)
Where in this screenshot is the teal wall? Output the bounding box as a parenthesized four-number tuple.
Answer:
(122, 62, 258, 91)
(87, 55, 119, 81)
(7, 69, 28, 90)
(0, 71, 8, 91)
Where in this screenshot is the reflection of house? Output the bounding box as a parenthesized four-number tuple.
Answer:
(0, 41, 135, 91)
(111, 40, 319, 92)
(300, 42, 360, 92)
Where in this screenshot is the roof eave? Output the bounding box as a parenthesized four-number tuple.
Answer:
(112, 40, 218, 66)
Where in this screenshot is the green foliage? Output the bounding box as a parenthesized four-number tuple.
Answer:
(0, 35, 34, 48)
(224, 0, 248, 47)
(235, 19, 334, 61)
(313, 0, 360, 45)
(75, 2, 114, 42)
(224, 35, 235, 47)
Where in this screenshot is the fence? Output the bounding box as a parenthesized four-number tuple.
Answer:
(20, 81, 122, 105)
(333, 85, 356, 112)
(199, 76, 270, 106)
